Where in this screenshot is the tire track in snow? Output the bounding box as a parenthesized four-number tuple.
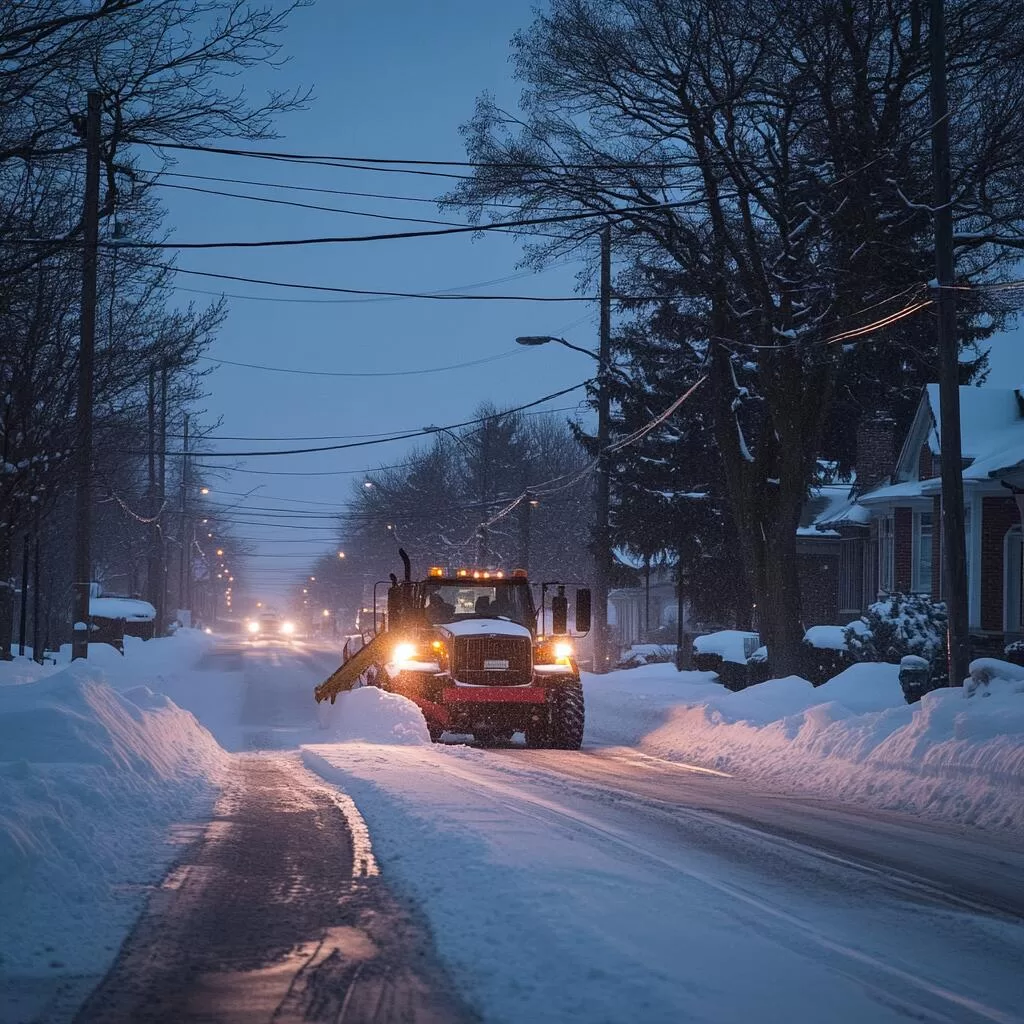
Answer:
(346, 746, 1023, 1024)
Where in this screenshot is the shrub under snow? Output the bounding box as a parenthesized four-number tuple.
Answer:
(845, 593, 947, 666)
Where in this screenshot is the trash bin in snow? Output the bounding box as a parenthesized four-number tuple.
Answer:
(898, 655, 931, 703)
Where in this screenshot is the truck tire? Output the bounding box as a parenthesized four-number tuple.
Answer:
(524, 719, 549, 748)
(548, 681, 585, 750)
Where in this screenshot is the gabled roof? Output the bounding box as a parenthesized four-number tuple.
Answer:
(800, 482, 873, 533)
(923, 384, 1024, 459)
(894, 385, 1024, 483)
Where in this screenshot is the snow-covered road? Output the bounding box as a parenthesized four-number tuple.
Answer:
(173, 640, 1024, 1023)
(8, 636, 1020, 1024)
(306, 739, 1024, 1024)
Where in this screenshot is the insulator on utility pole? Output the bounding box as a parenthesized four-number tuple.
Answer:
(72, 89, 102, 661)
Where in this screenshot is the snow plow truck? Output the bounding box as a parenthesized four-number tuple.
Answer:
(314, 550, 591, 748)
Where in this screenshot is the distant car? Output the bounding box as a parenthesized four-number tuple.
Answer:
(246, 614, 297, 640)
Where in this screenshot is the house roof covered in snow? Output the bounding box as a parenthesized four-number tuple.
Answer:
(923, 385, 1024, 460)
(887, 385, 1024, 491)
(801, 482, 871, 533)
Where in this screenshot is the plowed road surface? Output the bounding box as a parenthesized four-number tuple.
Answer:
(74, 641, 1024, 1024)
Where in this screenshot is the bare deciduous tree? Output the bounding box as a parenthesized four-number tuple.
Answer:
(446, 0, 1024, 674)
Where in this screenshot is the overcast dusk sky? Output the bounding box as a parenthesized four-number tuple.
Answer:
(150, 0, 1024, 600)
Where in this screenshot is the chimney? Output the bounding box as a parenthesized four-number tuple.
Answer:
(853, 412, 897, 495)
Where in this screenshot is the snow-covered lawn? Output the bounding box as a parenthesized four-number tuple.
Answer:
(585, 660, 1024, 831)
(0, 633, 226, 1013)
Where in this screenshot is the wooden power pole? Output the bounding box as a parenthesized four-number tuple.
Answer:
(930, 0, 970, 684)
(178, 413, 190, 621)
(72, 90, 101, 661)
(593, 223, 612, 672)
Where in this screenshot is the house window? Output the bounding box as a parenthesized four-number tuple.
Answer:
(912, 511, 933, 593)
(878, 515, 894, 593)
(839, 537, 864, 613)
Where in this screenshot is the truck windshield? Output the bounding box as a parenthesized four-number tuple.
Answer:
(423, 583, 534, 628)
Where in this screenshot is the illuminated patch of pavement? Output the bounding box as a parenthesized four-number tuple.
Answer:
(74, 754, 474, 1024)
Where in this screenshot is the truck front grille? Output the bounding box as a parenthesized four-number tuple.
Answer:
(451, 634, 532, 686)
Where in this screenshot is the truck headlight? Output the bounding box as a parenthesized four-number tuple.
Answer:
(281, 621, 295, 635)
(554, 641, 573, 660)
(247, 620, 260, 634)
(393, 642, 416, 663)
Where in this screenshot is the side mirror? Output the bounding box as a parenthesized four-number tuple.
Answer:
(575, 588, 592, 634)
(552, 592, 569, 635)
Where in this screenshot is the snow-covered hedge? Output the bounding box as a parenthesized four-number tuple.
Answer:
(844, 593, 947, 666)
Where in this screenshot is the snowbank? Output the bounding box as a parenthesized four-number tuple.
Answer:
(322, 686, 430, 746)
(803, 620, 867, 650)
(585, 660, 1024, 831)
(692, 629, 759, 664)
(0, 634, 226, 1012)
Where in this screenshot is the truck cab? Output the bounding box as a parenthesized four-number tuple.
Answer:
(382, 567, 590, 746)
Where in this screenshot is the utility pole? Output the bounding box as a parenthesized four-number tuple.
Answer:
(18, 535, 29, 657)
(593, 223, 612, 672)
(158, 360, 168, 631)
(31, 532, 41, 664)
(178, 413, 189, 621)
(72, 89, 101, 661)
(929, 0, 970, 685)
(146, 366, 161, 615)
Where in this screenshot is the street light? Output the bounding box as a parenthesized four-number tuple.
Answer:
(338, 551, 345, 559)
(515, 331, 612, 673)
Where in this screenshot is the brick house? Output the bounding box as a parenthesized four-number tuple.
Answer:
(805, 385, 1024, 647)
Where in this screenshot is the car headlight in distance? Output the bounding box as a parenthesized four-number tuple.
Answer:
(554, 641, 573, 660)
(281, 621, 295, 635)
(393, 642, 416, 663)
(247, 621, 260, 634)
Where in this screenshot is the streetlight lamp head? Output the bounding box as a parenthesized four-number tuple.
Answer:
(337, 551, 345, 559)
(515, 335, 557, 346)
(200, 487, 209, 495)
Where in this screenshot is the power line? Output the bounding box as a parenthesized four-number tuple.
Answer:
(148, 180, 474, 227)
(133, 382, 591, 458)
(167, 263, 572, 305)
(142, 140, 706, 173)
(137, 169, 543, 210)
(147, 179, 573, 243)
(196, 349, 522, 378)
(144, 261, 600, 301)
(183, 403, 583, 444)
(15, 197, 705, 251)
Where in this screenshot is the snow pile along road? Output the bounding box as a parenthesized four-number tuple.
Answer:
(319, 685, 430, 745)
(585, 660, 1024, 831)
(0, 637, 226, 1016)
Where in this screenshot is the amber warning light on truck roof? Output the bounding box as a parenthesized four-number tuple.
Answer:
(428, 566, 444, 577)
